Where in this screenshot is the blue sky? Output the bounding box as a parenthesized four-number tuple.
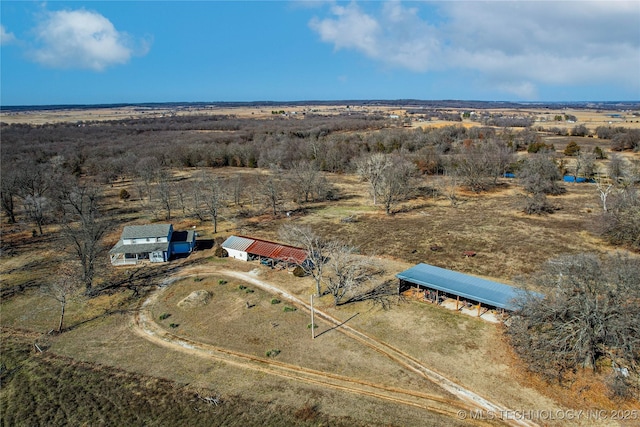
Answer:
(1, 1, 639, 106)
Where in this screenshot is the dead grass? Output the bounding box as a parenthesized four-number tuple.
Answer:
(2, 146, 638, 424)
(1, 329, 393, 427)
(38, 302, 467, 427)
(150, 275, 448, 396)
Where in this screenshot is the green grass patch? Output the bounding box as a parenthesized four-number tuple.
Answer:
(283, 306, 296, 312)
(265, 349, 281, 358)
(159, 313, 171, 320)
(271, 298, 281, 305)
(218, 279, 227, 285)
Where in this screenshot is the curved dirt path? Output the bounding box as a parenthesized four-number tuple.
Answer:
(132, 267, 537, 427)
(220, 270, 537, 427)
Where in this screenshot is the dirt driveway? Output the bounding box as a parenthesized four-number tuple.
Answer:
(134, 266, 538, 427)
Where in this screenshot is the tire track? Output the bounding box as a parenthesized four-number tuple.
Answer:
(132, 288, 491, 425)
(219, 269, 538, 427)
(134, 267, 535, 426)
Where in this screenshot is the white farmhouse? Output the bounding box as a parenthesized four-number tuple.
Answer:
(110, 224, 195, 266)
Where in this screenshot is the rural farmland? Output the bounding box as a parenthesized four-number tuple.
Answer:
(1, 101, 639, 426)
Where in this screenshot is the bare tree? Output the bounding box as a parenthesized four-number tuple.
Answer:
(437, 169, 460, 207)
(508, 253, 640, 396)
(325, 243, 380, 306)
(486, 139, 516, 185)
(188, 178, 207, 221)
(259, 170, 284, 216)
(597, 187, 640, 249)
(571, 151, 596, 182)
(135, 156, 160, 202)
(279, 224, 327, 296)
(201, 174, 227, 233)
(356, 153, 391, 205)
(288, 160, 320, 203)
(229, 174, 245, 207)
(41, 263, 83, 333)
(57, 181, 109, 292)
(16, 163, 51, 235)
(595, 177, 614, 213)
(156, 169, 174, 220)
(1, 168, 18, 224)
(174, 180, 190, 216)
(378, 154, 416, 215)
(607, 153, 626, 181)
(518, 152, 564, 214)
(451, 141, 492, 192)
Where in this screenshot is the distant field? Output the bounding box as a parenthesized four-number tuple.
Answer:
(3, 103, 639, 131)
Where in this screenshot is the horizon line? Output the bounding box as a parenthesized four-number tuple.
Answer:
(2, 99, 639, 112)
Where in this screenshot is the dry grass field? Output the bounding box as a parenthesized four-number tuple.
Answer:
(2, 104, 639, 426)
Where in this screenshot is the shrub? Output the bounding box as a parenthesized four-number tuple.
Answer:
(159, 313, 171, 320)
(592, 146, 606, 159)
(218, 279, 227, 285)
(193, 277, 203, 282)
(571, 124, 589, 137)
(169, 323, 179, 328)
(307, 323, 318, 329)
(522, 193, 555, 215)
(292, 266, 305, 277)
(238, 285, 247, 290)
(213, 246, 228, 258)
(270, 298, 281, 304)
(266, 349, 281, 358)
(245, 288, 254, 293)
(283, 306, 296, 312)
(119, 189, 131, 201)
(563, 140, 580, 156)
(527, 141, 554, 153)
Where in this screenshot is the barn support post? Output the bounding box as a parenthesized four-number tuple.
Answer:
(435, 290, 439, 304)
(456, 295, 459, 310)
(477, 302, 482, 317)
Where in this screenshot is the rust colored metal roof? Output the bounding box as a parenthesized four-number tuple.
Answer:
(245, 238, 307, 264)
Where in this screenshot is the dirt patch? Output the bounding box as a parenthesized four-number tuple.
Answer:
(177, 290, 211, 308)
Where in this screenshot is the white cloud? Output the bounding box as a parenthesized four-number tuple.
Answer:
(310, 3, 380, 58)
(1, 25, 17, 45)
(30, 9, 148, 71)
(309, 2, 440, 71)
(310, 1, 640, 98)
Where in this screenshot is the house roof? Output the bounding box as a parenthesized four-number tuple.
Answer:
(221, 235, 307, 264)
(171, 230, 196, 244)
(396, 263, 537, 310)
(122, 224, 172, 239)
(109, 240, 170, 254)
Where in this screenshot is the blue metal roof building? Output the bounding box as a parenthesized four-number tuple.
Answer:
(396, 263, 534, 311)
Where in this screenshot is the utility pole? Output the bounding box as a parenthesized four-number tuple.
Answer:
(310, 294, 315, 339)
